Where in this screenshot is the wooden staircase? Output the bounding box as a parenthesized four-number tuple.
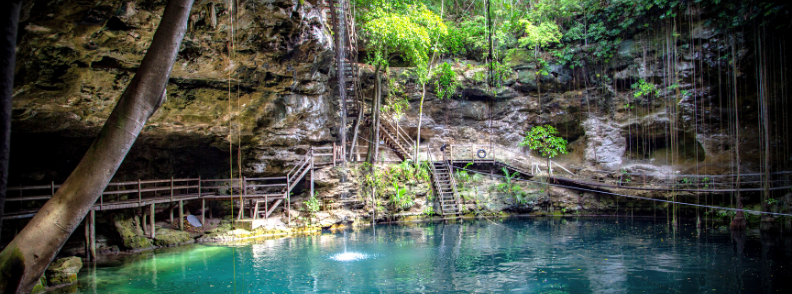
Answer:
(379, 119, 414, 160)
(251, 149, 314, 219)
(429, 149, 461, 215)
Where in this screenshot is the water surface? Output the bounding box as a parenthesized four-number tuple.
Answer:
(72, 217, 792, 293)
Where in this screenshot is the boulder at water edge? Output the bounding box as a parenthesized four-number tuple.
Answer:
(45, 256, 82, 287)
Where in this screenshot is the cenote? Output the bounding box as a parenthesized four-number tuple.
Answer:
(6, 0, 792, 292)
(68, 217, 792, 293)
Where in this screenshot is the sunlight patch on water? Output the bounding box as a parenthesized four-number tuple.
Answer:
(329, 252, 369, 262)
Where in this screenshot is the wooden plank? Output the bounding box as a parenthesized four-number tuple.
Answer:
(5, 195, 52, 201)
(266, 199, 283, 218)
(7, 184, 61, 191)
(245, 176, 287, 181)
(245, 183, 287, 188)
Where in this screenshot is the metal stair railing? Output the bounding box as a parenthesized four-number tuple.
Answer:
(427, 146, 459, 215)
(441, 147, 461, 210)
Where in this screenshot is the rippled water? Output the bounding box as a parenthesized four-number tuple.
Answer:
(71, 217, 792, 293)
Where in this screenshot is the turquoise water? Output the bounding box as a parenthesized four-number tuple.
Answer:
(72, 218, 792, 293)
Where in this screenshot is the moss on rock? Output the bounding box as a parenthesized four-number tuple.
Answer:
(153, 228, 193, 247)
(113, 214, 153, 250)
(45, 256, 82, 287)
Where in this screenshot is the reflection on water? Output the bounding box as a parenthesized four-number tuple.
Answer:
(69, 217, 792, 293)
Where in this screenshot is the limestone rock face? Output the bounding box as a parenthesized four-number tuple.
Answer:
(45, 256, 82, 287)
(10, 0, 337, 183)
(583, 116, 625, 170)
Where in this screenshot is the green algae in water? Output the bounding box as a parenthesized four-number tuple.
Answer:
(71, 218, 792, 293)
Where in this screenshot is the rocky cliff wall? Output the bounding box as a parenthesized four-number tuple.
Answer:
(9, 1, 788, 192)
(11, 0, 337, 183)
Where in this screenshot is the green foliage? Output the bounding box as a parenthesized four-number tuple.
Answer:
(382, 96, 410, 117)
(620, 169, 632, 183)
(434, 62, 459, 100)
(391, 182, 414, 209)
(454, 162, 484, 192)
(356, 0, 789, 70)
(303, 192, 321, 214)
(361, 3, 447, 68)
(496, 168, 531, 205)
(552, 46, 583, 69)
(422, 206, 435, 217)
(632, 79, 659, 98)
(518, 20, 562, 49)
(520, 125, 568, 159)
(363, 161, 432, 211)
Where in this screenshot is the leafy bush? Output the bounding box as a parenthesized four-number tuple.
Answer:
(632, 79, 659, 98)
(520, 125, 568, 159)
(434, 62, 459, 100)
(496, 168, 531, 205)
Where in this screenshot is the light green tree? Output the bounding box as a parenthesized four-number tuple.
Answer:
(360, 3, 447, 164)
(519, 125, 568, 174)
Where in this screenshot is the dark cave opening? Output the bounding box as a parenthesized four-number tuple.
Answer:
(626, 132, 706, 165)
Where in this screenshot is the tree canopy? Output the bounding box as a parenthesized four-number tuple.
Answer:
(361, 3, 447, 69)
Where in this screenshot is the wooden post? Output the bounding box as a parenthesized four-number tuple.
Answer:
(199, 176, 204, 225)
(333, 142, 337, 167)
(89, 209, 96, 261)
(178, 200, 184, 230)
(141, 210, 148, 236)
(138, 179, 142, 204)
(170, 206, 174, 225)
(242, 176, 247, 197)
(150, 203, 156, 238)
(84, 215, 90, 261)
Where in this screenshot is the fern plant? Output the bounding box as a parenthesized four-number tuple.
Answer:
(496, 167, 530, 205)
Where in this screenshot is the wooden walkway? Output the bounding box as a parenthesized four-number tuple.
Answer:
(441, 144, 792, 193)
(3, 146, 357, 221)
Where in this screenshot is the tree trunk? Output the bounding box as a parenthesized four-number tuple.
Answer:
(348, 103, 364, 161)
(415, 83, 426, 164)
(414, 0, 443, 166)
(0, 0, 22, 245)
(366, 66, 381, 163)
(0, 0, 194, 292)
(730, 37, 745, 231)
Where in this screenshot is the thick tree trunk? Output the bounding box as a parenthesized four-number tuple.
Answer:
(0, 0, 23, 245)
(0, 0, 194, 292)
